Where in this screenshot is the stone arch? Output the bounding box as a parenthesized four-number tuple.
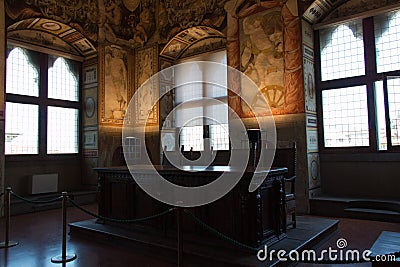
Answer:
(303, 0, 400, 24)
(7, 18, 96, 58)
(160, 26, 225, 61)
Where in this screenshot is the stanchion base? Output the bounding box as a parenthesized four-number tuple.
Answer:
(0, 241, 19, 248)
(51, 254, 77, 263)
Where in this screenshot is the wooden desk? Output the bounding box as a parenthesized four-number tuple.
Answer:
(95, 165, 288, 248)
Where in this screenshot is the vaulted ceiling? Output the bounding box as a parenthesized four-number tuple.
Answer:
(7, 18, 96, 58)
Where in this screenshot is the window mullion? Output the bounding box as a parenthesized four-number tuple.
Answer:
(46, 98, 80, 109)
(5, 94, 40, 105)
(363, 18, 377, 76)
(383, 78, 393, 150)
(367, 82, 378, 151)
(361, 17, 379, 151)
(39, 53, 48, 156)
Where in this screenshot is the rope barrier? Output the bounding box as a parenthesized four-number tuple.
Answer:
(68, 198, 175, 224)
(184, 210, 400, 263)
(183, 210, 259, 252)
(10, 191, 62, 204)
(3, 188, 399, 265)
(9, 189, 174, 224)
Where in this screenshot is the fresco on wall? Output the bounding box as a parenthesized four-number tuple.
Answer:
(99, 45, 129, 124)
(226, 0, 304, 117)
(323, 0, 400, 22)
(158, 58, 174, 129)
(83, 86, 98, 127)
(5, 1, 99, 43)
(307, 128, 319, 152)
(160, 39, 189, 59)
(302, 19, 315, 114)
(105, 45, 128, 121)
(181, 38, 226, 58)
(303, 0, 328, 24)
(83, 64, 98, 86)
(302, 19, 314, 48)
(160, 26, 225, 60)
(134, 45, 158, 125)
(5, 0, 155, 48)
(308, 153, 321, 189)
(7, 18, 96, 57)
(240, 8, 284, 115)
(83, 127, 98, 150)
(301, 0, 400, 24)
(98, 0, 156, 46)
(306, 113, 318, 128)
(158, 0, 226, 43)
(5, 0, 226, 48)
(304, 57, 316, 113)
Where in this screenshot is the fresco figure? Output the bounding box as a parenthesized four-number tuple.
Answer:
(104, 46, 127, 120)
(137, 51, 153, 118)
(240, 9, 284, 111)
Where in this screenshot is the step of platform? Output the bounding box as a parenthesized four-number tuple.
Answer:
(69, 216, 339, 267)
(310, 196, 400, 223)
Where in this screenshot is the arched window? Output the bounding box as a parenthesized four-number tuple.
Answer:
(317, 9, 400, 151)
(6, 47, 39, 96)
(375, 10, 400, 73)
(5, 47, 40, 154)
(319, 21, 365, 81)
(47, 56, 79, 154)
(48, 56, 79, 101)
(5, 45, 80, 155)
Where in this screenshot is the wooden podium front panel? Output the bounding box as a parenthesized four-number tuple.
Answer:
(95, 165, 287, 247)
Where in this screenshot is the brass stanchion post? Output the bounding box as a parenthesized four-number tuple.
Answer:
(0, 187, 18, 248)
(51, 192, 76, 263)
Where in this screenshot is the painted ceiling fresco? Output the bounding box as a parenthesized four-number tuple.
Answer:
(5, 0, 394, 52)
(160, 26, 226, 60)
(5, 0, 226, 50)
(7, 18, 97, 57)
(302, 0, 400, 24)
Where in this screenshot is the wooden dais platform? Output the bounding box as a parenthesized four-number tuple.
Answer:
(69, 216, 338, 266)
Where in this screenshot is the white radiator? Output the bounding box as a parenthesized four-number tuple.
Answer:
(30, 173, 58, 194)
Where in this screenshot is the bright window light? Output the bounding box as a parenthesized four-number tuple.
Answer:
(6, 47, 39, 97)
(322, 86, 369, 147)
(47, 106, 79, 154)
(320, 20, 365, 81)
(5, 102, 39, 155)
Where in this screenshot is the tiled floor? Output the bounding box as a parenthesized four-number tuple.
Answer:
(0, 204, 399, 267)
(0, 204, 176, 267)
(297, 217, 400, 267)
(69, 215, 339, 266)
